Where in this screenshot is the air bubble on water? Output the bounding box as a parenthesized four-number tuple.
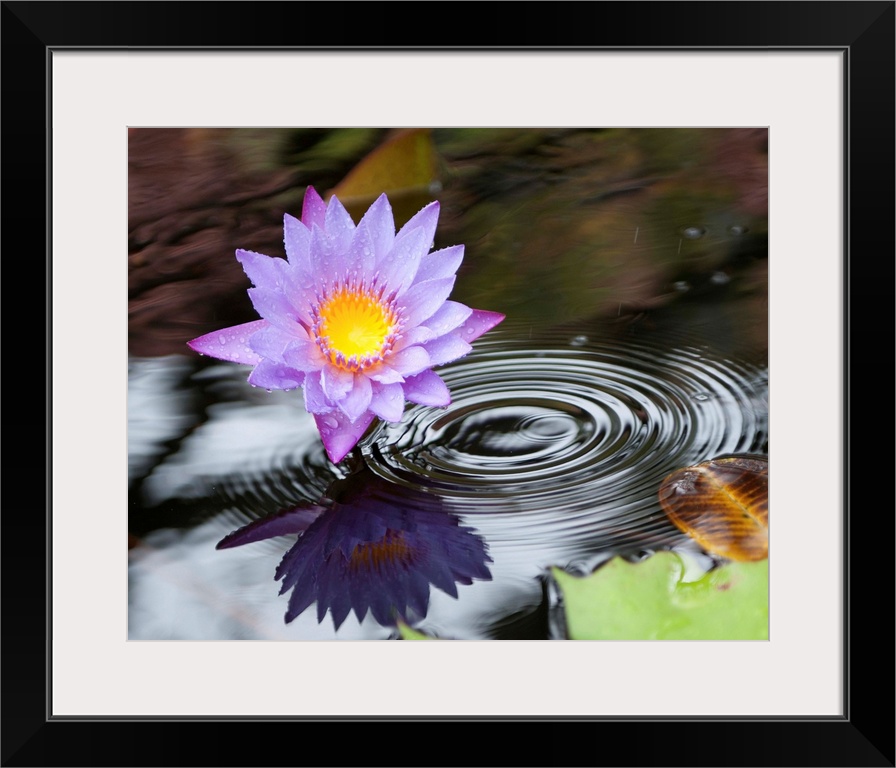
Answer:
(710, 271, 730, 285)
(692, 392, 712, 402)
(682, 226, 705, 239)
(728, 225, 748, 236)
(673, 281, 690, 292)
(570, 335, 588, 347)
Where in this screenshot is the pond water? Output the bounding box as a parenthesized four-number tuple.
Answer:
(128, 128, 768, 640)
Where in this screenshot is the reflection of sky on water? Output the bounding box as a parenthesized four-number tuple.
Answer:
(128, 356, 196, 487)
(130, 360, 325, 507)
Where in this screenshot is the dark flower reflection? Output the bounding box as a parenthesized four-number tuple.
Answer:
(217, 460, 493, 630)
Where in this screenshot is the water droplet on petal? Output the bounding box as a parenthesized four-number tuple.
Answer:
(324, 416, 339, 429)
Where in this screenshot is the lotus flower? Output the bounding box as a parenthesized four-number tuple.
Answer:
(217, 465, 493, 629)
(188, 187, 504, 463)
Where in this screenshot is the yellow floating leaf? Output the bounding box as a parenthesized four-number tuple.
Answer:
(658, 455, 768, 561)
(329, 128, 439, 225)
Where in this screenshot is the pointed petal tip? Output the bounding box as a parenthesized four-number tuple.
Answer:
(463, 309, 506, 341)
(314, 411, 376, 465)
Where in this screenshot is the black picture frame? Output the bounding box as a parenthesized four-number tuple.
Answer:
(5, 2, 893, 766)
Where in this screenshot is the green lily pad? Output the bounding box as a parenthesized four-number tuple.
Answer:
(552, 552, 768, 640)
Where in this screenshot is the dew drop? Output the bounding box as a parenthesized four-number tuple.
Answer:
(219, 337, 226, 345)
(324, 416, 339, 429)
(682, 226, 705, 239)
(710, 271, 730, 285)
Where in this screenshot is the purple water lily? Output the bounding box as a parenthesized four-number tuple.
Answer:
(188, 187, 504, 463)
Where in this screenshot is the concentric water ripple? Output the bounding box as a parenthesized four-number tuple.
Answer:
(362, 331, 768, 552)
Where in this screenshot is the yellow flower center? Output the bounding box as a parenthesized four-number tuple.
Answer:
(315, 286, 398, 371)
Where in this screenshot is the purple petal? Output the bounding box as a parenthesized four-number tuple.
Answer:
(236, 249, 289, 292)
(413, 244, 464, 285)
(368, 381, 406, 422)
(423, 334, 473, 367)
(284, 213, 312, 272)
(337, 374, 373, 422)
(247, 287, 303, 331)
(283, 339, 326, 372)
(321, 365, 355, 402)
(324, 194, 356, 253)
(459, 309, 506, 343)
(314, 410, 376, 463)
(308, 224, 338, 284)
(247, 359, 305, 390)
(390, 345, 431, 377)
(355, 193, 395, 262)
(216, 505, 326, 549)
(377, 225, 429, 298)
(420, 300, 472, 338)
(397, 201, 439, 253)
(302, 371, 333, 414)
(250, 324, 308, 362)
(392, 326, 436, 353)
(187, 320, 267, 364)
(347, 217, 376, 276)
(403, 370, 451, 407)
(365, 364, 405, 384)
(302, 186, 327, 229)
(400, 276, 456, 328)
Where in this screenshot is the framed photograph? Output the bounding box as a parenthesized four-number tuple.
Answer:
(8, 1, 893, 765)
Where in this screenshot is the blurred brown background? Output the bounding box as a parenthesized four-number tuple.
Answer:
(129, 127, 767, 357)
